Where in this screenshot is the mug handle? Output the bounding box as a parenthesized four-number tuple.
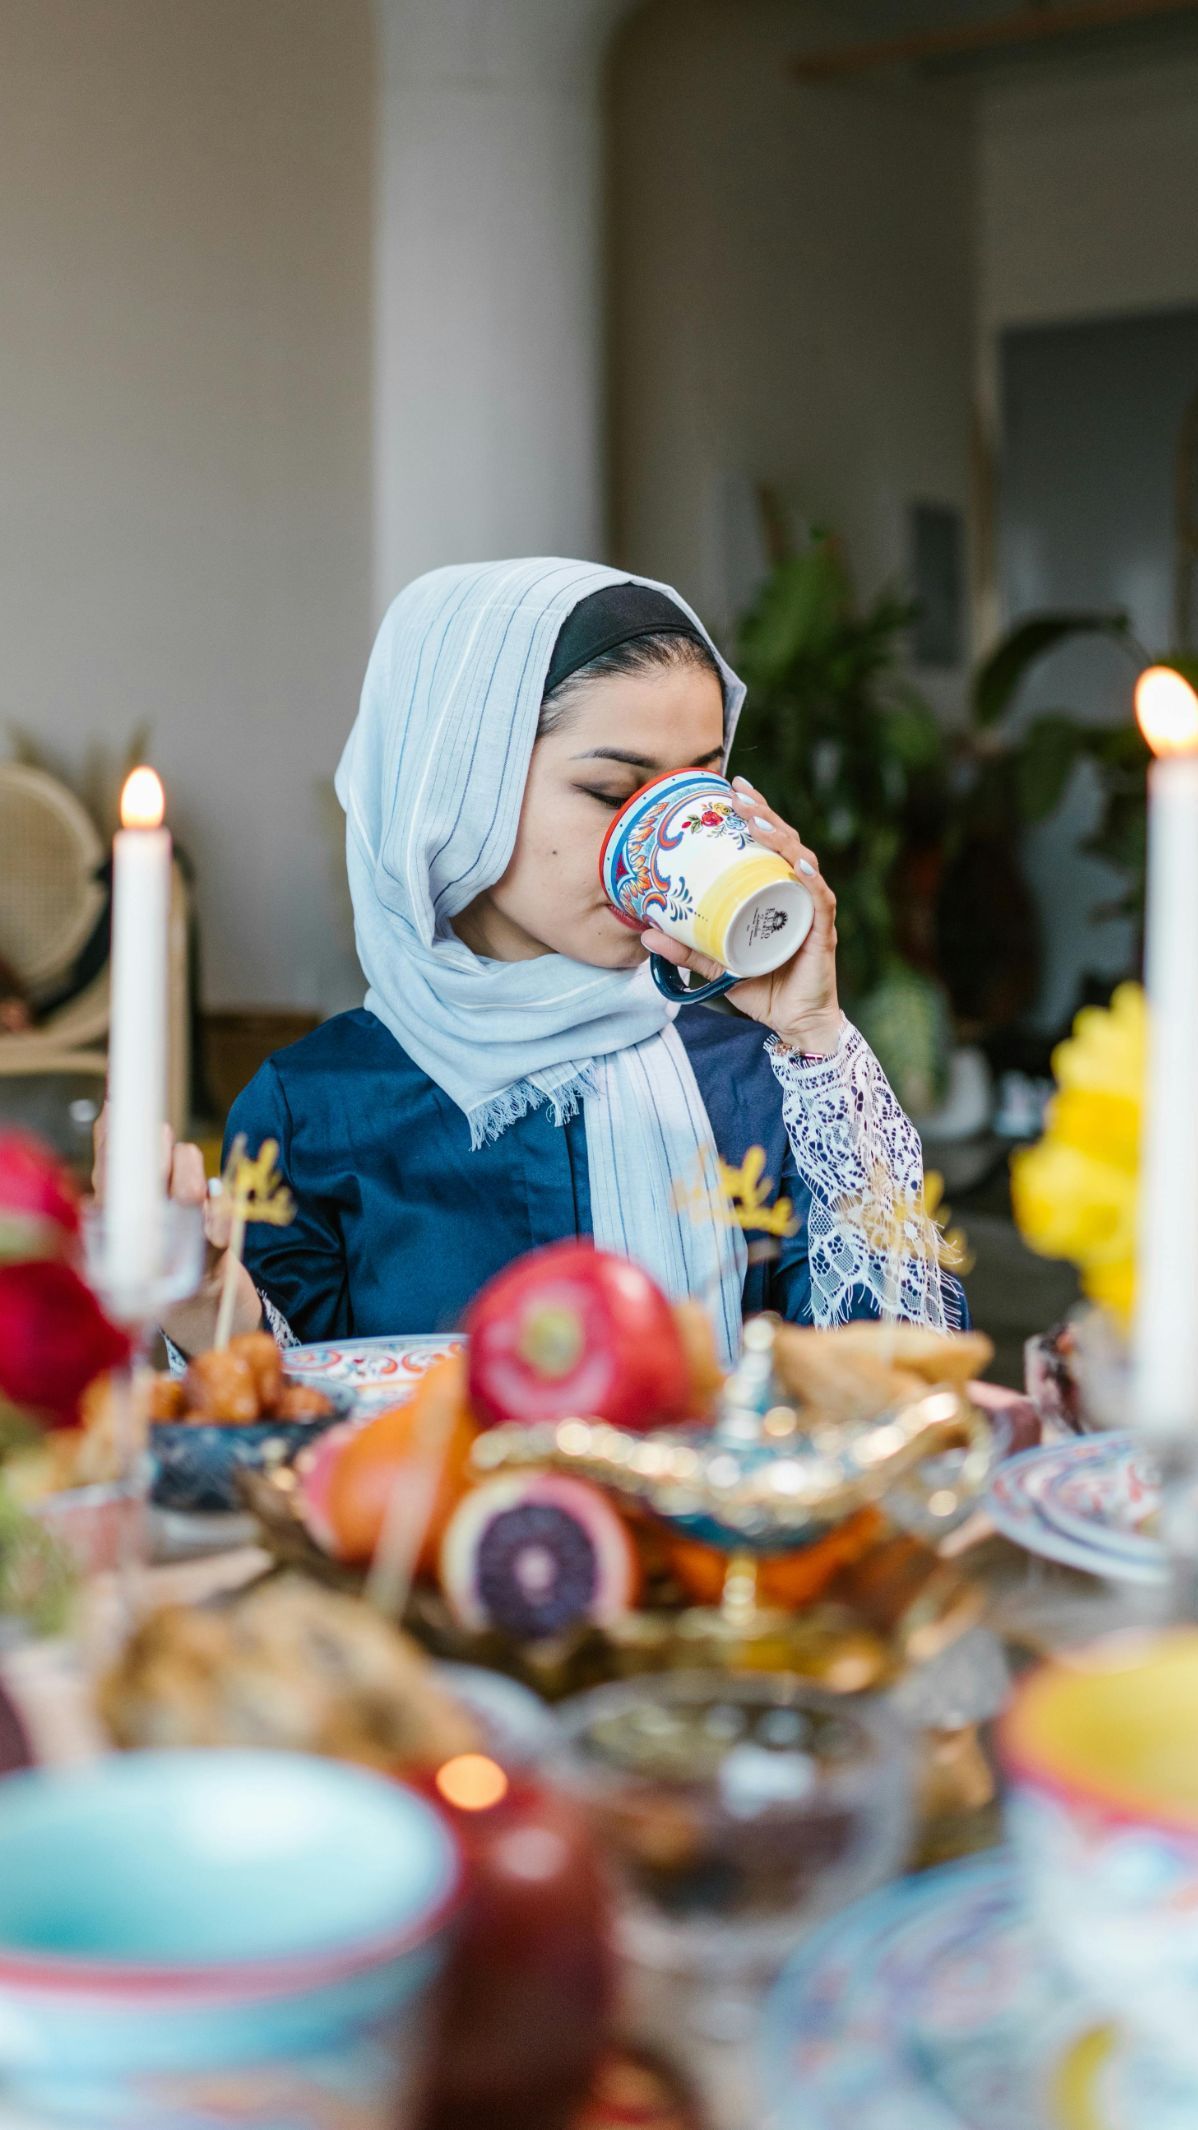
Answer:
(650, 954, 738, 1006)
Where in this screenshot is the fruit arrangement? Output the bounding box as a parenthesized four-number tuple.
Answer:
(241, 1241, 996, 1690)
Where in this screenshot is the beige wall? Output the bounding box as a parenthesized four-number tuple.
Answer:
(606, 0, 977, 681)
(979, 47, 1198, 338)
(1, 0, 374, 1012)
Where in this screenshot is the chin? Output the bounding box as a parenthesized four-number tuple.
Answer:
(566, 922, 647, 971)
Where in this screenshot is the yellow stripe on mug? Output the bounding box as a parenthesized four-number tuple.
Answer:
(692, 851, 807, 973)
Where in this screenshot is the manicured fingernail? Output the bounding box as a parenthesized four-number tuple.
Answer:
(754, 816, 772, 832)
(732, 775, 752, 791)
(799, 859, 817, 875)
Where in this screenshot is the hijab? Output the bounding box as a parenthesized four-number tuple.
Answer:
(335, 558, 748, 1361)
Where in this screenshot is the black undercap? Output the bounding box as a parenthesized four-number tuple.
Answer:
(544, 583, 708, 696)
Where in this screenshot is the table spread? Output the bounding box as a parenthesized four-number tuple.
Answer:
(0, 1494, 1151, 2130)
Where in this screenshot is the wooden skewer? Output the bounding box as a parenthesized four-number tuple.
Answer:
(794, 0, 1198, 80)
(212, 1203, 246, 1353)
(364, 1394, 457, 1624)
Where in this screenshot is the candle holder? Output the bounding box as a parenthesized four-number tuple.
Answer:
(80, 1197, 206, 1333)
(78, 1198, 206, 1629)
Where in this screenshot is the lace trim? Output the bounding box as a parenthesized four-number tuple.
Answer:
(163, 1289, 298, 1376)
(767, 1022, 958, 1332)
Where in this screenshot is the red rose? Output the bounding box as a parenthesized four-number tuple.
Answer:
(700, 809, 723, 827)
(0, 1260, 130, 1429)
(0, 1132, 80, 1263)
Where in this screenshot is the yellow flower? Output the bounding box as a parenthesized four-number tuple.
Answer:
(1010, 983, 1144, 1328)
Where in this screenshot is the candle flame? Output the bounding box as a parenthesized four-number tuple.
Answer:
(120, 766, 166, 830)
(1135, 666, 1198, 759)
(435, 1753, 509, 1812)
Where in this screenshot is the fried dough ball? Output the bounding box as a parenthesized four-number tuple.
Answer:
(228, 1331, 284, 1412)
(274, 1383, 335, 1422)
(183, 1349, 260, 1425)
(144, 1376, 188, 1424)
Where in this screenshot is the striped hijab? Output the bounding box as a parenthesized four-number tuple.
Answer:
(335, 559, 747, 1361)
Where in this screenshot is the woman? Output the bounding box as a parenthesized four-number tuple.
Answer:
(151, 559, 960, 1362)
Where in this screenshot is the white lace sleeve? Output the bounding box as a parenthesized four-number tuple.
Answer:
(767, 1019, 959, 1332)
(162, 1289, 299, 1375)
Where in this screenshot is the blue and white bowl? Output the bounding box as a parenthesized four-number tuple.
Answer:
(149, 1380, 355, 1514)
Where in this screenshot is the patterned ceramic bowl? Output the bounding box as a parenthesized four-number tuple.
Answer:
(149, 1381, 355, 1514)
(1001, 1628, 1198, 2076)
(284, 1335, 465, 1414)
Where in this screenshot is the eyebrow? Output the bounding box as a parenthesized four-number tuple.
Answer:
(571, 745, 725, 771)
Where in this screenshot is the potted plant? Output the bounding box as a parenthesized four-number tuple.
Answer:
(731, 527, 1176, 1109)
(729, 531, 955, 1114)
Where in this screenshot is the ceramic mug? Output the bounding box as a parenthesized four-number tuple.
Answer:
(0, 1748, 460, 2128)
(1001, 1628, 1198, 2087)
(599, 769, 814, 1004)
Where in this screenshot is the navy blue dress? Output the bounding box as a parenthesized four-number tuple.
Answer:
(227, 1006, 899, 1342)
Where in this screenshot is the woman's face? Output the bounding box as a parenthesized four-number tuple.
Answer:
(454, 661, 726, 966)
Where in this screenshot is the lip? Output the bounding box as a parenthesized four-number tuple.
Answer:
(608, 906, 646, 932)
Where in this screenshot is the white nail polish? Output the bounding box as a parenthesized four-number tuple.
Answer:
(754, 816, 772, 832)
(799, 859, 817, 875)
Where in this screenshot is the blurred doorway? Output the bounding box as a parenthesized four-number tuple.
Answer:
(997, 304, 1198, 1033)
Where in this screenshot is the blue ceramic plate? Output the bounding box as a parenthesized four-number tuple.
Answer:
(761, 1849, 1186, 2130)
(149, 1380, 355, 1514)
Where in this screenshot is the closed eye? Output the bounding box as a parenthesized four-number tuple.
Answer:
(578, 787, 631, 810)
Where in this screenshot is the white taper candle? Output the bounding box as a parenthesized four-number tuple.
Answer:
(1133, 667, 1198, 1441)
(106, 767, 171, 1302)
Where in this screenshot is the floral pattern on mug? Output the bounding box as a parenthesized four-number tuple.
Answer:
(680, 802, 752, 847)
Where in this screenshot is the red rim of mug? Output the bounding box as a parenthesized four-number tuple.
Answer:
(597, 766, 729, 894)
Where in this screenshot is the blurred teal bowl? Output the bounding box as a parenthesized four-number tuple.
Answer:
(149, 1379, 355, 1514)
(0, 1748, 460, 2126)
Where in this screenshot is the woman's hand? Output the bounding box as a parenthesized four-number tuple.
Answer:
(91, 1108, 262, 1351)
(640, 775, 843, 1056)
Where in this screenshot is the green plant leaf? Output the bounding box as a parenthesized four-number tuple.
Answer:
(736, 541, 849, 685)
(885, 697, 946, 775)
(971, 612, 1130, 727)
(1013, 712, 1088, 822)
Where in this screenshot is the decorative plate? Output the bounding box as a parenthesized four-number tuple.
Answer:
(1032, 1434, 1159, 1565)
(761, 1849, 1194, 2130)
(985, 1437, 1164, 1585)
(283, 1334, 464, 1410)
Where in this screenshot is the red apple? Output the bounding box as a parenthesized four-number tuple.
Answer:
(0, 1132, 80, 1262)
(466, 1242, 691, 1433)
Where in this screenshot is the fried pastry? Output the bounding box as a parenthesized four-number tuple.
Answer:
(228, 1330, 284, 1412)
(99, 1574, 481, 1770)
(183, 1350, 260, 1425)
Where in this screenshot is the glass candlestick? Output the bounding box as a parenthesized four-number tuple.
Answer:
(78, 1198, 206, 1632)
